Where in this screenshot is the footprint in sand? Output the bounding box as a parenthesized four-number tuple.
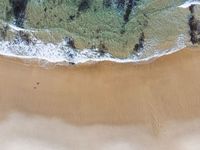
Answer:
(33, 82, 40, 90)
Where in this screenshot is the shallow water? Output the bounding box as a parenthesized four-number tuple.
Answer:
(0, 30, 186, 64)
(0, 0, 199, 61)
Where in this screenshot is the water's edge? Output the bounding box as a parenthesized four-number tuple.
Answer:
(0, 1, 199, 66)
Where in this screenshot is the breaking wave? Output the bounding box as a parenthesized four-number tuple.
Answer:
(0, 30, 186, 65)
(179, 0, 200, 8)
(0, 1, 199, 65)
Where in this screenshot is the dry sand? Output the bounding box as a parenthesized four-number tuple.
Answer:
(0, 48, 200, 149)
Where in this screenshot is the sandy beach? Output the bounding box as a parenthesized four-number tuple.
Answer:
(1, 48, 200, 149)
(0, 47, 200, 125)
(1, 0, 200, 149)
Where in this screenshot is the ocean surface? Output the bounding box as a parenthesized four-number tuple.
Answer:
(0, 0, 199, 65)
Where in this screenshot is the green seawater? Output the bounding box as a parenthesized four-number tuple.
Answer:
(0, 0, 199, 58)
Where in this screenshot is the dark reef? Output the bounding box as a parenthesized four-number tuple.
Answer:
(78, 0, 91, 13)
(133, 32, 145, 52)
(14, 31, 32, 45)
(64, 37, 76, 49)
(0, 0, 193, 58)
(124, 0, 135, 23)
(0, 25, 9, 40)
(189, 5, 200, 44)
(9, 0, 28, 27)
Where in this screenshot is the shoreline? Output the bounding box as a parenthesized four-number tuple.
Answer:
(0, 1, 194, 59)
(0, 33, 187, 65)
(1, 47, 200, 128)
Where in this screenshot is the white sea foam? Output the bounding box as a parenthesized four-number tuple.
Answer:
(0, 0, 198, 65)
(0, 23, 187, 65)
(8, 24, 36, 33)
(0, 39, 185, 65)
(179, 0, 200, 8)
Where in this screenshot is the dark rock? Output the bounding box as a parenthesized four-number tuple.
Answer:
(103, 0, 112, 8)
(190, 31, 198, 44)
(64, 37, 76, 49)
(133, 32, 145, 52)
(124, 0, 134, 23)
(120, 28, 125, 34)
(44, 7, 47, 12)
(133, 43, 140, 52)
(0, 25, 9, 40)
(188, 5, 200, 44)
(69, 62, 75, 65)
(189, 4, 195, 14)
(189, 16, 198, 31)
(98, 41, 108, 55)
(9, 0, 28, 27)
(116, 0, 125, 10)
(69, 15, 76, 21)
(78, 0, 90, 13)
(19, 31, 31, 44)
(14, 31, 32, 44)
(138, 32, 145, 49)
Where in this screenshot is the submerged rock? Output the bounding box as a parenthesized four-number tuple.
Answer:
(9, 0, 28, 27)
(123, 0, 135, 23)
(98, 41, 108, 56)
(103, 0, 112, 8)
(0, 0, 198, 58)
(13, 31, 33, 45)
(64, 37, 76, 49)
(188, 5, 200, 44)
(78, 0, 91, 12)
(116, 0, 125, 10)
(133, 32, 145, 53)
(0, 24, 9, 40)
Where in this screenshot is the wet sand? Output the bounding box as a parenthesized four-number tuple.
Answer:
(0, 49, 200, 125)
(1, 48, 200, 149)
(0, 48, 200, 129)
